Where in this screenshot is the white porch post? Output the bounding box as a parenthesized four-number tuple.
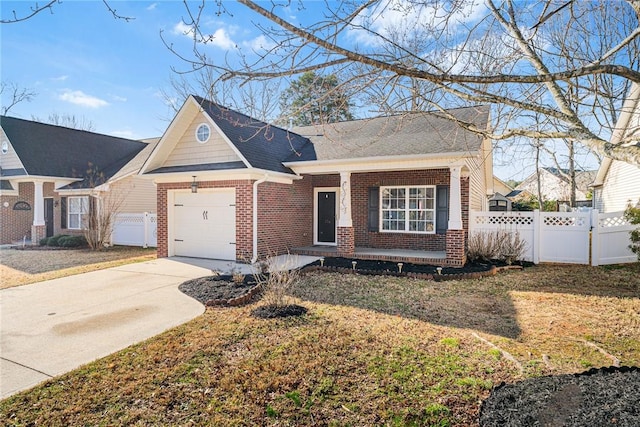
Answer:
(33, 181, 45, 226)
(338, 171, 352, 227)
(448, 166, 463, 230)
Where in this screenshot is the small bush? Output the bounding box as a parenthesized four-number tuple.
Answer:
(467, 230, 527, 264)
(46, 234, 70, 246)
(39, 237, 49, 246)
(466, 231, 500, 262)
(57, 235, 87, 248)
(624, 203, 640, 260)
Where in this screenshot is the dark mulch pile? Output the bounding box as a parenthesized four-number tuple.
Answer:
(480, 366, 640, 426)
(307, 256, 522, 275)
(178, 275, 258, 305)
(251, 304, 308, 319)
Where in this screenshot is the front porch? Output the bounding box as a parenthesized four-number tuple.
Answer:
(292, 245, 447, 266)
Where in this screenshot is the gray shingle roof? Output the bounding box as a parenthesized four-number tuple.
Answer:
(289, 105, 489, 162)
(1, 116, 146, 187)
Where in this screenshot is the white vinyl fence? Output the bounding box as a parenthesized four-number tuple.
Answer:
(469, 210, 636, 266)
(111, 212, 157, 248)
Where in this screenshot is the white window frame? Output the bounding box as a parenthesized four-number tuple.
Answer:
(68, 196, 89, 230)
(195, 123, 211, 144)
(380, 185, 436, 234)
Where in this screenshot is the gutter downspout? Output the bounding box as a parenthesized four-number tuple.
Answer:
(252, 174, 269, 264)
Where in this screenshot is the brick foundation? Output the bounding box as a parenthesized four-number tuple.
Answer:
(446, 229, 466, 267)
(31, 224, 46, 244)
(337, 226, 355, 256)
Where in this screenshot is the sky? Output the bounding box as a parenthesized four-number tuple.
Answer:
(1, 0, 603, 181)
(1, 0, 320, 139)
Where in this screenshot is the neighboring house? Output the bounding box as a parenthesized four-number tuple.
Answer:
(140, 95, 493, 266)
(493, 176, 513, 196)
(592, 83, 640, 213)
(0, 116, 157, 244)
(514, 167, 596, 206)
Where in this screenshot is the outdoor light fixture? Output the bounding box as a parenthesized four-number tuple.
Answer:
(191, 176, 198, 193)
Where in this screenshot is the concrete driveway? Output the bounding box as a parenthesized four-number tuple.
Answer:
(0, 257, 227, 400)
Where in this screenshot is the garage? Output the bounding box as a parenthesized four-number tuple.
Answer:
(171, 189, 236, 260)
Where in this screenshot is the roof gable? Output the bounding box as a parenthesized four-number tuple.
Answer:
(0, 116, 146, 187)
(193, 96, 311, 174)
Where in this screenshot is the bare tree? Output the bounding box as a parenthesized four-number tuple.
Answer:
(170, 0, 640, 164)
(1, 0, 133, 24)
(1, 81, 36, 115)
(31, 112, 96, 131)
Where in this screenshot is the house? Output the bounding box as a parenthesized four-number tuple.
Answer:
(493, 176, 513, 196)
(0, 116, 157, 245)
(140, 95, 493, 266)
(592, 83, 640, 213)
(513, 167, 596, 207)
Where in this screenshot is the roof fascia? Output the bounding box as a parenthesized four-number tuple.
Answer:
(285, 152, 473, 174)
(143, 168, 298, 185)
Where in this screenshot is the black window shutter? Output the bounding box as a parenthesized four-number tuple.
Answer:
(436, 185, 449, 234)
(60, 197, 67, 229)
(368, 187, 379, 231)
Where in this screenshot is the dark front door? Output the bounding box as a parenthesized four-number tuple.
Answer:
(44, 198, 54, 237)
(317, 191, 336, 244)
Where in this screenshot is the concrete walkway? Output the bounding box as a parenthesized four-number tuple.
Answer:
(0, 255, 318, 400)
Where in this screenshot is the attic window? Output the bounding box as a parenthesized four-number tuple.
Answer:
(195, 123, 210, 144)
(1, 141, 7, 154)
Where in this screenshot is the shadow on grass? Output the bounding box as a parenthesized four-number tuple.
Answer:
(291, 262, 640, 340)
(291, 271, 522, 339)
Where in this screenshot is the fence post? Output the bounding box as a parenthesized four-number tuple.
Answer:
(143, 212, 149, 249)
(591, 209, 599, 266)
(533, 209, 540, 264)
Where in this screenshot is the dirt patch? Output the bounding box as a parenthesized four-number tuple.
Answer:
(251, 304, 308, 319)
(480, 366, 640, 426)
(0, 247, 156, 289)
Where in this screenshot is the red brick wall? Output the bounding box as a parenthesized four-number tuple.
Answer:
(256, 179, 313, 257)
(0, 182, 67, 244)
(349, 169, 469, 251)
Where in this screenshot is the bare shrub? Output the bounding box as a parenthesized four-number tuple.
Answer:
(252, 255, 304, 309)
(467, 230, 527, 264)
(498, 231, 527, 265)
(467, 231, 500, 262)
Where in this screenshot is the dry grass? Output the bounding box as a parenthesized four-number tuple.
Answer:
(0, 263, 638, 426)
(0, 246, 156, 289)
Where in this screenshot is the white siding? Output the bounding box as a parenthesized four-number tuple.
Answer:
(599, 160, 640, 212)
(0, 128, 25, 170)
(111, 176, 157, 214)
(162, 112, 242, 168)
(465, 156, 487, 212)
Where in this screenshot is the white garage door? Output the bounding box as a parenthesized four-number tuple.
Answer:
(172, 189, 236, 260)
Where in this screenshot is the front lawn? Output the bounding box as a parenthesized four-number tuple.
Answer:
(0, 246, 157, 289)
(1, 264, 638, 426)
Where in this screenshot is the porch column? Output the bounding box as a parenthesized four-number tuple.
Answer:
(448, 166, 463, 230)
(446, 166, 466, 266)
(337, 171, 355, 256)
(31, 181, 46, 244)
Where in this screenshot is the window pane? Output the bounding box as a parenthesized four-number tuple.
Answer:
(69, 214, 79, 229)
(69, 197, 80, 213)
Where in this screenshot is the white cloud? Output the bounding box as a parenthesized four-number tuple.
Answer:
(172, 21, 238, 50)
(110, 94, 127, 102)
(349, 0, 487, 47)
(59, 90, 109, 108)
(111, 130, 135, 138)
(51, 75, 68, 82)
(243, 34, 276, 52)
(146, 3, 157, 11)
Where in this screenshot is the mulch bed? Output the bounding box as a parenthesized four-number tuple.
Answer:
(178, 275, 262, 307)
(302, 257, 526, 280)
(251, 304, 308, 319)
(479, 366, 640, 426)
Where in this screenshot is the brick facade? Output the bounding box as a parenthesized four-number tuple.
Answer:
(155, 169, 469, 265)
(0, 182, 73, 244)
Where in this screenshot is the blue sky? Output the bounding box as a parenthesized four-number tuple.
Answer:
(1, 0, 316, 139)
